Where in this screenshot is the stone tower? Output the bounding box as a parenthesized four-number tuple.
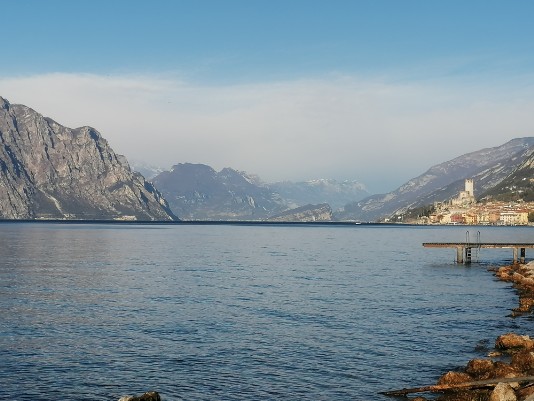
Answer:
(465, 179, 474, 197)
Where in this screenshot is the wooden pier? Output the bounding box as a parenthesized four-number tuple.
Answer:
(423, 242, 534, 264)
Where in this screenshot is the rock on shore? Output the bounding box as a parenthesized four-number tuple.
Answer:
(410, 333, 534, 401)
(495, 261, 534, 315)
(402, 262, 534, 401)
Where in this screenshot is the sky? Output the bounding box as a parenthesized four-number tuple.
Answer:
(1, 1, 534, 193)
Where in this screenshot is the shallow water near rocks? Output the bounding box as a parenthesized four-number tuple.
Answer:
(0, 223, 532, 400)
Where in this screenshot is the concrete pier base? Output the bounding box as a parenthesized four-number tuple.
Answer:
(455, 247, 473, 264)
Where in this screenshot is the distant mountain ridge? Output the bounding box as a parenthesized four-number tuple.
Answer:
(149, 137, 533, 222)
(152, 163, 287, 220)
(339, 137, 534, 221)
(271, 179, 368, 211)
(152, 163, 369, 220)
(0, 96, 176, 220)
(3, 96, 529, 223)
(130, 160, 166, 180)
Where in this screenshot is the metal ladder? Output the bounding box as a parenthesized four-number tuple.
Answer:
(465, 230, 481, 264)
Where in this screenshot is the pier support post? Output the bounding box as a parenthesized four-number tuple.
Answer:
(521, 248, 526, 264)
(456, 247, 464, 264)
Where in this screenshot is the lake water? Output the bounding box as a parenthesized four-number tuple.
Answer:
(0, 223, 532, 400)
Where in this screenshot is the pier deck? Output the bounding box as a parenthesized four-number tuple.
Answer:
(423, 242, 534, 264)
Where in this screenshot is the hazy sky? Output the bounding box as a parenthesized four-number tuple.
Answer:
(1, 1, 534, 193)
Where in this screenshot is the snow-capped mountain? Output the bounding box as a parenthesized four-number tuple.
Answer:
(152, 164, 368, 220)
(130, 160, 166, 180)
(271, 179, 368, 211)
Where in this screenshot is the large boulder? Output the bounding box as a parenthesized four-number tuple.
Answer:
(437, 371, 472, 385)
(492, 362, 520, 379)
(465, 359, 495, 380)
(511, 352, 534, 374)
(489, 383, 516, 401)
(496, 333, 534, 351)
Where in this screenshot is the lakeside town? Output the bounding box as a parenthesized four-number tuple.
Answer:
(402, 179, 534, 225)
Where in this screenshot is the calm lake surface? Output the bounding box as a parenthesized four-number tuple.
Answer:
(0, 223, 533, 400)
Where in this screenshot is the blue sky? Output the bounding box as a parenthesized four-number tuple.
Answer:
(1, 0, 534, 192)
(4, 1, 534, 81)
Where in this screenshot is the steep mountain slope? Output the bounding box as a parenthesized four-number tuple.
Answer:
(339, 137, 534, 222)
(480, 148, 534, 201)
(0, 96, 176, 220)
(270, 179, 368, 210)
(152, 163, 287, 220)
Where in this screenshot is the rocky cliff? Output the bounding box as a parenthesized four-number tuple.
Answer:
(339, 137, 534, 222)
(0, 96, 176, 220)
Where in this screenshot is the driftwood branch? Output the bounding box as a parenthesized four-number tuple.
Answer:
(380, 375, 534, 397)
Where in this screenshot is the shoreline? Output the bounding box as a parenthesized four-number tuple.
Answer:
(384, 260, 534, 401)
(0, 219, 531, 227)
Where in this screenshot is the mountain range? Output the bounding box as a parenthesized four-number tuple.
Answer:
(1, 95, 532, 222)
(149, 138, 533, 222)
(150, 163, 369, 220)
(152, 164, 286, 220)
(339, 137, 534, 222)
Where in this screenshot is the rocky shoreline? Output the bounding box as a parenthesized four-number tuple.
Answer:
(386, 261, 534, 401)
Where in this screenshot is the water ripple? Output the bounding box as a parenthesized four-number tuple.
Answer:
(0, 224, 531, 400)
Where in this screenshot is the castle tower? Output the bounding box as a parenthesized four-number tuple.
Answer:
(465, 179, 474, 197)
